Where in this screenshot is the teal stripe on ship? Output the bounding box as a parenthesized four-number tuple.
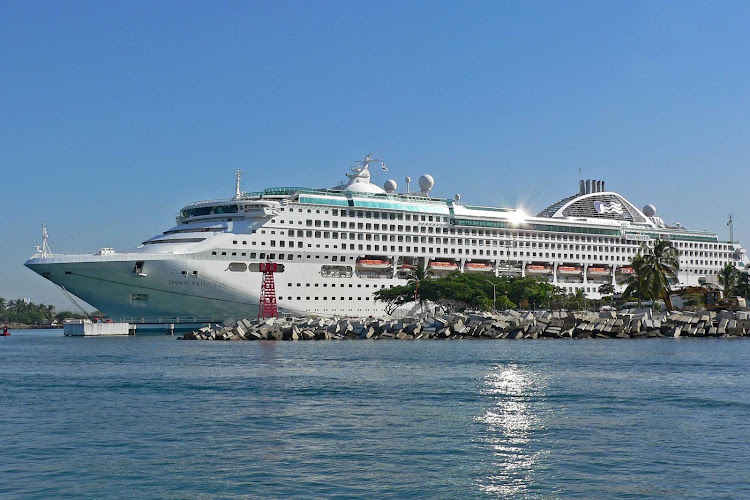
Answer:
(626, 231, 719, 243)
(451, 218, 620, 235)
(299, 194, 451, 213)
(351, 199, 450, 213)
(463, 205, 512, 213)
(299, 195, 349, 207)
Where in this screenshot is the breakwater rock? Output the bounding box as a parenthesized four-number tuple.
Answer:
(181, 309, 750, 341)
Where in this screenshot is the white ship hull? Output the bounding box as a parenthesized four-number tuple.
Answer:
(26, 251, 405, 321)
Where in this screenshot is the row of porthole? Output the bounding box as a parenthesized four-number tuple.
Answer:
(286, 282, 389, 289)
(227, 262, 287, 272)
(280, 297, 372, 301)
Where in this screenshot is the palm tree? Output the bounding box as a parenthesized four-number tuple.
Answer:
(641, 239, 680, 311)
(406, 263, 432, 285)
(735, 271, 750, 299)
(46, 305, 56, 323)
(718, 264, 738, 295)
(623, 253, 652, 308)
(406, 263, 432, 313)
(573, 288, 586, 311)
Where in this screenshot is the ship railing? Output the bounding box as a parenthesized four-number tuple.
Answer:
(29, 249, 134, 259)
(121, 316, 224, 325)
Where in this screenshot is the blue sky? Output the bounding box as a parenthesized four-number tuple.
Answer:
(3, 1, 750, 309)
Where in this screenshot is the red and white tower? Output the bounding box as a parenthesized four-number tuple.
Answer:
(258, 261, 279, 319)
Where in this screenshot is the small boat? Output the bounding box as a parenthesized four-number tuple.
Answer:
(526, 264, 552, 274)
(2, 325, 9, 336)
(556, 265, 582, 275)
(587, 266, 611, 276)
(464, 262, 493, 272)
(616, 266, 635, 275)
(429, 260, 459, 271)
(356, 258, 392, 269)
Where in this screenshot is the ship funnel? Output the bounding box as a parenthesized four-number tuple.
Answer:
(582, 179, 607, 194)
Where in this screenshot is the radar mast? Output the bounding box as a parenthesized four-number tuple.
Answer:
(234, 170, 243, 200)
(35, 222, 52, 257)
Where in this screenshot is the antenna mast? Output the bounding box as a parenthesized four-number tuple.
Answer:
(728, 214, 734, 243)
(37, 222, 52, 257)
(234, 170, 242, 200)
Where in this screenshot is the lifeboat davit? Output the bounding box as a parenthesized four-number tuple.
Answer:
(586, 266, 611, 276)
(464, 262, 494, 272)
(556, 265, 582, 275)
(356, 258, 392, 269)
(429, 260, 459, 271)
(526, 264, 552, 275)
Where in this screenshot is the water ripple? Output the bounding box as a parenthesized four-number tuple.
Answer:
(2, 332, 750, 498)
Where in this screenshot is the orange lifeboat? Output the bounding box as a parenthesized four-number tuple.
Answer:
(429, 260, 459, 271)
(616, 266, 634, 275)
(556, 265, 582, 275)
(586, 266, 611, 276)
(464, 262, 493, 272)
(356, 258, 392, 269)
(526, 264, 552, 275)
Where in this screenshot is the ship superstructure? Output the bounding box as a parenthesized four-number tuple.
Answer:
(25, 157, 749, 321)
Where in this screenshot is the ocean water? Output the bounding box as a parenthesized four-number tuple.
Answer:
(2, 330, 750, 499)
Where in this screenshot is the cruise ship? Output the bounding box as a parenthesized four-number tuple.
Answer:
(25, 155, 749, 321)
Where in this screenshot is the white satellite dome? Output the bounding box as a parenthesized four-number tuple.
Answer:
(418, 174, 434, 192)
(643, 204, 657, 217)
(344, 182, 387, 194)
(384, 179, 397, 193)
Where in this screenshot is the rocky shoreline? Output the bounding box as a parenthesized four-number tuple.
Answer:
(181, 308, 750, 341)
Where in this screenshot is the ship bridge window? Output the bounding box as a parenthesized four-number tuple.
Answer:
(182, 206, 212, 218)
(214, 205, 239, 214)
(143, 238, 206, 245)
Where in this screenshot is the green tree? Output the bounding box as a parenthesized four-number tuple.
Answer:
(406, 263, 432, 313)
(373, 273, 559, 314)
(681, 293, 704, 310)
(718, 264, 739, 295)
(46, 304, 56, 323)
(570, 288, 586, 311)
(622, 254, 652, 308)
(735, 271, 750, 299)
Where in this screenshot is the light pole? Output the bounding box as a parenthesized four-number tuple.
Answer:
(484, 279, 497, 312)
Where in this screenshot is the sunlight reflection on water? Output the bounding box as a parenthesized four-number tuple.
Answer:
(476, 364, 548, 496)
